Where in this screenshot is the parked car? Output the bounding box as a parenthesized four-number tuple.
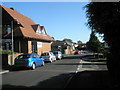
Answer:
(74, 51, 81, 55)
(41, 52, 56, 63)
(14, 53, 44, 70)
(52, 51, 63, 60)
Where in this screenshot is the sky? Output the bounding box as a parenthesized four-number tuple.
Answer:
(2, 2, 94, 43)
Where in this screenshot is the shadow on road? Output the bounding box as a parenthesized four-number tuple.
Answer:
(2, 70, 120, 89)
(65, 70, 120, 89)
(2, 72, 75, 89)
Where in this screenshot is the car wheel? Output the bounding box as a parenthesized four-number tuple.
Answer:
(59, 57, 61, 60)
(50, 60, 52, 63)
(41, 61, 44, 66)
(31, 63, 36, 70)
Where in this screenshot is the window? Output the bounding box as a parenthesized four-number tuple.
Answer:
(36, 26, 46, 35)
(36, 27, 41, 34)
(37, 42, 42, 48)
(2, 25, 12, 34)
(17, 55, 30, 59)
(41, 53, 49, 56)
(32, 54, 37, 58)
(7, 25, 11, 34)
(41, 29, 46, 35)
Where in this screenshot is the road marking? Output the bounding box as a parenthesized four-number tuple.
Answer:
(0, 70, 9, 74)
(76, 59, 83, 73)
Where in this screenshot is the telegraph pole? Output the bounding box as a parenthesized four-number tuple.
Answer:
(11, 20, 14, 65)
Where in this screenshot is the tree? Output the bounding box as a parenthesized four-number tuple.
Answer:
(86, 30, 101, 53)
(63, 38, 73, 43)
(77, 40, 82, 44)
(85, 2, 120, 82)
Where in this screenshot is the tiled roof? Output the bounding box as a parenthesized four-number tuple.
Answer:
(1, 5, 55, 41)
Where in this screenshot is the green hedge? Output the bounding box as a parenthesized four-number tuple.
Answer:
(2, 50, 18, 55)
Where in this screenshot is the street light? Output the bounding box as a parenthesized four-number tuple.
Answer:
(11, 19, 19, 65)
(11, 20, 14, 65)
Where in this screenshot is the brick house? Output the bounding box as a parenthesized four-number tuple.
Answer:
(51, 40, 75, 54)
(1, 5, 54, 55)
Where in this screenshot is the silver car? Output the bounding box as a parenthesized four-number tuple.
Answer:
(53, 51, 63, 60)
(41, 52, 56, 63)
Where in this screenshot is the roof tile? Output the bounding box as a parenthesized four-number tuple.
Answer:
(1, 5, 54, 41)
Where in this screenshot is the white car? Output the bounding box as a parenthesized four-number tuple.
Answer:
(53, 51, 63, 60)
(41, 52, 56, 63)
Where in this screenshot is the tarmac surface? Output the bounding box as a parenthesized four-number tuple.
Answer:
(1, 54, 120, 89)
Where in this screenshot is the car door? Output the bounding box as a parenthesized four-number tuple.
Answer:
(35, 54, 41, 66)
(32, 54, 38, 66)
(36, 54, 42, 66)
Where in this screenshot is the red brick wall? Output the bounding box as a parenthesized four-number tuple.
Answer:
(37, 42, 52, 55)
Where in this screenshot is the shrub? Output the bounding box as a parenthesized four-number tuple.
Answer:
(2, 50, 18, 55)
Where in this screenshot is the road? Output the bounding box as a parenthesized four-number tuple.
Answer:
(2, 54, 107, 89)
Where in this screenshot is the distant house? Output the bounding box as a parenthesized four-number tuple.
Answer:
(1, 5, 55, 55)
(51, 40, 75, 54)
(51, 40, 65, 53)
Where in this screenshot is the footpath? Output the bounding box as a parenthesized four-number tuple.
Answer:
(0, 66, 9, 75)
(65, 60, 120, 89)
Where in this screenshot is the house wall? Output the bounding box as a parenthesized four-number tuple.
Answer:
(37, 42, 52, 55)
(28, 40, 52, 55)
(65, 46, 75, 54)
(28, 41, 32, 53)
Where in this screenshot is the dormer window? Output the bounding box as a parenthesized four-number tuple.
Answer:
(41, 29, 46, 35)
(35, 26, 46, 35)
(32, 24, 47, 35)
(36, 26, 41, 34)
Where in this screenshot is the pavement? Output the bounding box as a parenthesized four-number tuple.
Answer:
(0, 70, 9, 74)
(65, 59, 120, 89)
(0, 65, 10, 74)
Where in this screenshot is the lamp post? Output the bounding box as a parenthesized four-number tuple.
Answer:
(11, 19, 20, 65)
(11, 20, 14, 65)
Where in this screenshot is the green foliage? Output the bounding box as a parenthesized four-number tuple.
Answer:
(2, 50, 18, 55)
(86, 30, 102, 53)
(77, 40, 82, 44)
(63, 38, 73, 43)
(85, 2, 120, 46)
(85, 2, 120, 76)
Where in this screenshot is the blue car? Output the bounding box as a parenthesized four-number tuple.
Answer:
(14, 53, 44, 70)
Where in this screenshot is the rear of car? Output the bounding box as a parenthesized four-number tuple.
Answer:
(53, 51, 62, 60)
(74, 51, 81, 55)
(14, 53, 44, 70)
(14, 54, 31, 67)
(41, 52, 56, 63)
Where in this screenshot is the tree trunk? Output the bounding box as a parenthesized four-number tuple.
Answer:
(107, 45, 120, 85)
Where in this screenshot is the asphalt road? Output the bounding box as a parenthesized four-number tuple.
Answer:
(2, 54, 107, 89)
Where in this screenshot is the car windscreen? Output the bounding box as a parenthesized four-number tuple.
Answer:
(41, 53, 49, 56)
(53, 52, 58, 54)
(17, 55, 30, 59)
